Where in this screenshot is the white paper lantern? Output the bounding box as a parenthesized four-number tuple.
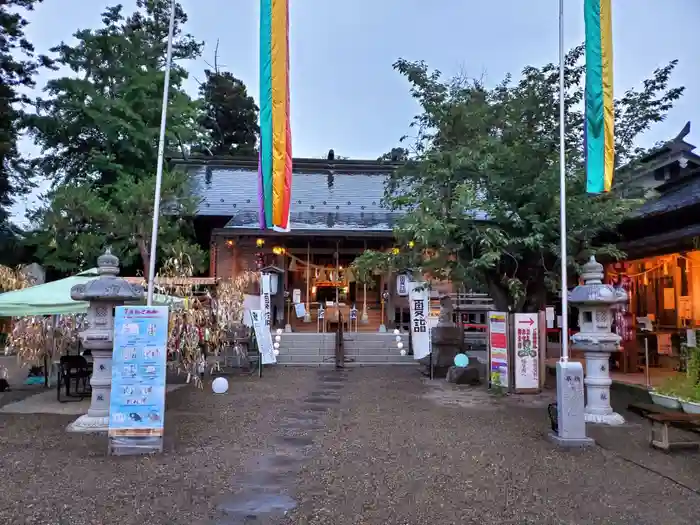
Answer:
(275, 335, 281, 342)
(397, 342, 404, 350)
(393, 329, 400, 335)
(276, 328, 283, 335)
(273, 349, 280, 356)
(395, 335, 401, 342)
(400, 349, 407, 356)
(274, 342, 280, 349)
(212, 377, 229, 394)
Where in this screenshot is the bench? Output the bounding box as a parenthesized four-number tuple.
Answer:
(644, 412, 700, 451)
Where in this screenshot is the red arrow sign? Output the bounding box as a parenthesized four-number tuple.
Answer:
(518, 318, 535, 326)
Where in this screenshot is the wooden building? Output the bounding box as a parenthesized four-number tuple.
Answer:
(605, 122, 700, 376)
(180, 156, 424, 332)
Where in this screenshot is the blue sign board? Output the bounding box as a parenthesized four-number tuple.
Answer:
(108, 306, 169, 454)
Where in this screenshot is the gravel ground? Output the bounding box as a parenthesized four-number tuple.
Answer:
(1, 366, 699, 525)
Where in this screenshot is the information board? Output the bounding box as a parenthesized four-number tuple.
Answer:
(108, 305, 169, 455)
(514, 312, 539, 391)
(488, 311, 509, 390)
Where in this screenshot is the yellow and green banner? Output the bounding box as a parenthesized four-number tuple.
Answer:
(584, 0, 614, 193)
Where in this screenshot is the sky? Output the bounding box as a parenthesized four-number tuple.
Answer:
(10, 0, 699, 223)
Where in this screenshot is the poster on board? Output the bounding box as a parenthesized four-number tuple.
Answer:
(108, 306, 169, 456)
(488, 311, 509, 390)
(514, 313, 539, 391)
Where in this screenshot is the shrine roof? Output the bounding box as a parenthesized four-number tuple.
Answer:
(176, 157, 403, 232)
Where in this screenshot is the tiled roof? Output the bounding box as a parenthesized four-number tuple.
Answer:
(631, 171, 700, 218)
(181, 159, 402, 232)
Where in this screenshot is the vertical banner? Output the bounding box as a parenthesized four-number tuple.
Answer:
(514, 313, 540, 391)
(259, 0, 293, 229)
(488, 311, 509, 390)
(584, 0, 615, 193)
(109, 306, 169, 456)
(251, 310, 276, 364)
(260, 272, 272, 329)
(409, 282, 430, 360)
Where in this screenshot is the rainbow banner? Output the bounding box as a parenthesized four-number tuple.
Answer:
(259, 0, 292, 229)
(584, 0, 614, 193)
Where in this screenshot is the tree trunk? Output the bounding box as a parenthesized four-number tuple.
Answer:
(486, 277, 510, 313)
(137, 237, 150, 278)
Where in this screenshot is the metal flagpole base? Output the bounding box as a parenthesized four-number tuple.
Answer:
(284, 324, 292, 333)
(66, 414, 109, 433)
(549, 360, 595, 449)
(378, 324, 387, 333)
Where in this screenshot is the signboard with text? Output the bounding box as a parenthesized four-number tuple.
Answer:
(488, 311, 509, 390)
(409, 282, 431, 360)
(108, 305, 169, 455)
(260, 273, 272, 328)
(514, 313, 539, 391)
(251, 309, 276, 365)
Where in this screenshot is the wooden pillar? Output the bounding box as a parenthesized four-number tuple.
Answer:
(209, 234, 218, 278)
(335, 240, 340, 304)
(361, 239, 368, 323)
(304, 241, 311, 322)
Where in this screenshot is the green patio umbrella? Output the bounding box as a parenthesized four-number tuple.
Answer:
(0, 269, 183, 317)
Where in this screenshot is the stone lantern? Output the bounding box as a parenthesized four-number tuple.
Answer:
(66, 249, 144, 433)
(569, 256, 628, 425)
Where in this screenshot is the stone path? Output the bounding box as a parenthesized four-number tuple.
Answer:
(0, 366, 699, 524)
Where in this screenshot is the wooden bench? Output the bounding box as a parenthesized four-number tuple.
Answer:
(644, 412, 700, 451)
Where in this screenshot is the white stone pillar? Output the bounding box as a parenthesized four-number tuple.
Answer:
(361, 283, 368, 324)
(583, 351, 623, 425)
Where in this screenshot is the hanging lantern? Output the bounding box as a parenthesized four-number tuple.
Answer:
(256, 238, 265, 248)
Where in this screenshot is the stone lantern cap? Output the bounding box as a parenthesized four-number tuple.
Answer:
(70, 248, 144, 302)
(568, 256, 627, 306)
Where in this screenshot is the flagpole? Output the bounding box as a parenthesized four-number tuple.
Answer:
(558, 0, 569, 362)
(146, 0, 176, 306)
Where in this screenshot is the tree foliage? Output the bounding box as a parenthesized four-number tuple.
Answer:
(24, 0, 207, 275)
(353, 45, 684, 311)
(0, 0, 48, 262)
(196, 67, 259, 157)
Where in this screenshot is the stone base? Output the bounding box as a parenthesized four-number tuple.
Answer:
(66, 414, 109, 433)
(378, 324, 387, 333)
(360, 313, 369, 324)
(284, 324, 292, 333)
(303, 313, 311, 323)
(547, 432, 596, 448)
(585, 411, 625, 426)
(446, 366, 480, 385)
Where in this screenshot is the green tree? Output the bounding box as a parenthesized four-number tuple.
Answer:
(25, 0, 207, 275)
(196, 67, 259, 157)
(0, 0, 48, 263)
(353, 45, 684, 311)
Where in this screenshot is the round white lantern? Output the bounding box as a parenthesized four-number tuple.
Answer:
(395, 335, 401, 342)
(276, 328, 283, 335)
(393, 329, 400, 335)
(397, 342, 404, 350)
(212, 377, 229, 394)
(275, 335, 281, 342)
(400, 349, 407, 356)
(274, 341, 280, 349)
(273, 348, 280, 356)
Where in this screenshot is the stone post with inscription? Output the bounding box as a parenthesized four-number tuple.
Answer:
(66, 249, 144, 433)
(569, 256, 627, 425)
